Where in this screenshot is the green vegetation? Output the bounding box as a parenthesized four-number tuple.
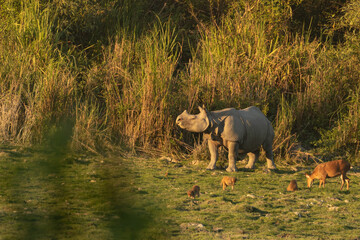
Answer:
(0, 0, 359, 161)
(1, 146, 360, 239)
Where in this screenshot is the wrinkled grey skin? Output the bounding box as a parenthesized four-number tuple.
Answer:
(176, 106, 276, 172)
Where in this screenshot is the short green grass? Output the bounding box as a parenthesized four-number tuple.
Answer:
(1, 146, 360, 239)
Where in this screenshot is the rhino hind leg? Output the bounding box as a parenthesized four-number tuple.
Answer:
(263, 143, 276, 170)
(226, 141, 239, 172)
(206, 140, 219, 170)
(245, 151, 259, 169)
(266, 157, 276, 170)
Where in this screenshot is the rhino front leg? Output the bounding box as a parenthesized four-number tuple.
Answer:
(226, 141, 239, 172)
(245, 151, 259, 169)
(206, 140, 219, 170)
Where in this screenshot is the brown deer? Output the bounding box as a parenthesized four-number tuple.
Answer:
(187, 185, 200, 198)
(221, 176, 237, 190)
(305, 159, 350, 190)
(287, 180, 298, 191)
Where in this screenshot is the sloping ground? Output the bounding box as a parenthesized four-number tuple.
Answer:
(0, 146, 359, 239)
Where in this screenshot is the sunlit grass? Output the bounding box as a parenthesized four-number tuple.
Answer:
(0, 0, 359, 160)
(1, 146, 359, 239)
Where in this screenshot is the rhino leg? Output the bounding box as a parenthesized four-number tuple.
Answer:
(265, 151, 276, 169)
(245, 151, 259, 169)
(206, 140, 218, 170)
(226, 141, 239, 172)
(263, 142, 276, 170)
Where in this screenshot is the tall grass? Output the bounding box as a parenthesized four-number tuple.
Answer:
(81, 18, 181, 151)
(181, 1, 288, 110)
(0, 0, 75, 144)
(314, 0, 360, 160)
(316, 86, 360, 158)
(1, 0, 360, 162)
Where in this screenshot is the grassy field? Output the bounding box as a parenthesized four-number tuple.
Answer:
(1, 145, 360, 239)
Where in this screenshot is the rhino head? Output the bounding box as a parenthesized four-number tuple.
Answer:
(176, 106, 210, 133)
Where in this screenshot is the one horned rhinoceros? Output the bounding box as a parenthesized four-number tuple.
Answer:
(176, 106, 276, 172)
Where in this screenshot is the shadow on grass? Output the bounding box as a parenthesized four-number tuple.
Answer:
(222, 197, 239, 205)
(237, 168, 256, 173)
(204, 167, 255, 173)
(339, 190, 351, 195)
(243, 206, 268, 215)
(272, 169, 296, 175)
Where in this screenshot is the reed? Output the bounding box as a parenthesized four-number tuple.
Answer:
(0, 0, 75, 144)
(0, 0, 359, 162)
(82, 17, 180, 150)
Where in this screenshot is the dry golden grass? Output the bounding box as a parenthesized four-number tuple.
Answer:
(0, 0, 359, 161)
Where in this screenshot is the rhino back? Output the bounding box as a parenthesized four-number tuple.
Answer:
(211, 108, 238, 116)
(239, 107, 273, 151)
(212, 106, 273, 152)
(209, 108, 245, 142)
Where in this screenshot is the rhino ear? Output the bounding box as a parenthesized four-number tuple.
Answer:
(197, 106, 210, 132)
(198, 106, 204, 113)
(198, 105, 208, 113)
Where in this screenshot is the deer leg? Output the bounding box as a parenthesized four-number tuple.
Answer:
(345, 178, 350, 190)
(340, 174, 350, 190)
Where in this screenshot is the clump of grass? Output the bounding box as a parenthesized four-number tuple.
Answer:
(316, 86, 360, 160)
(181, 1, 283, 109)
(1, 0, 360, 163)
(272, 96, 298, 163)
(0, 0, 75, 144)
(84, 17, 181, 150)
(312, 0, 360, 159)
